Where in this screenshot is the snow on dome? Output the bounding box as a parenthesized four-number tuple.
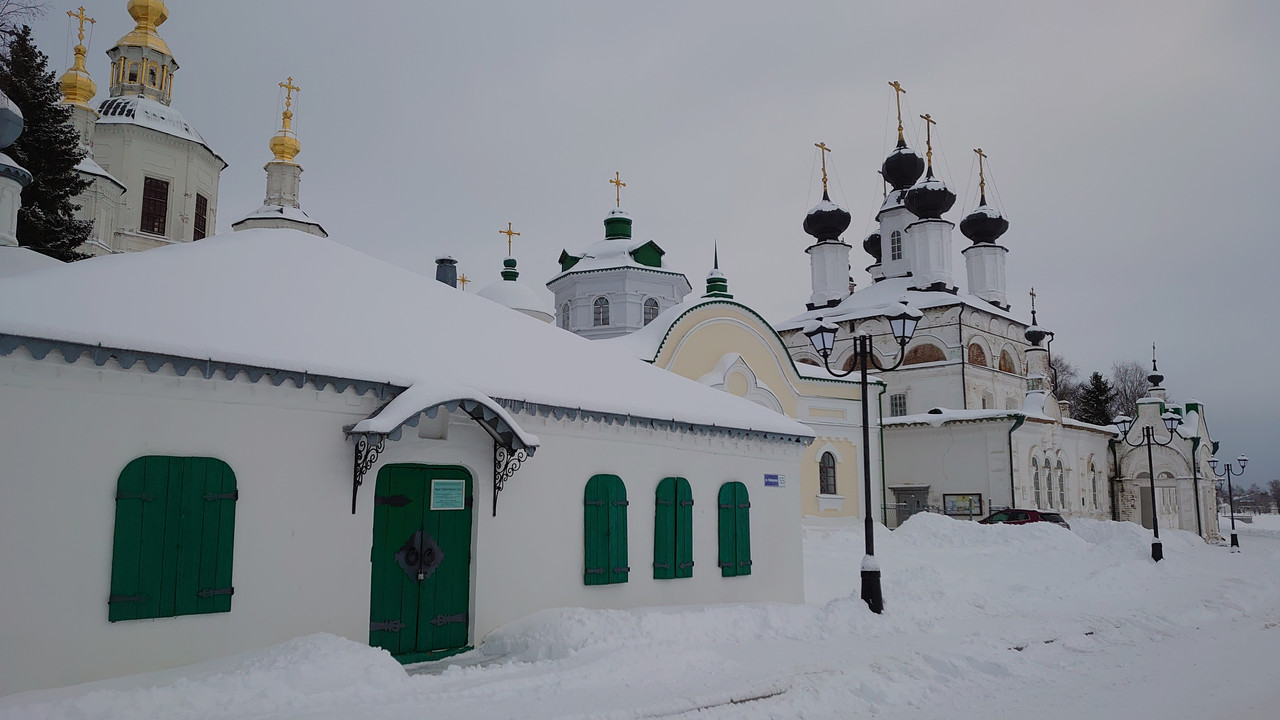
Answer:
(477, 276, 554, 323)
(607, 206, 631, 218)
(0, 228, 810, 441)
(97, 96, 224, 166)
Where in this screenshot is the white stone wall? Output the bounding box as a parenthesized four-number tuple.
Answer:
(1011, 419, 1114, 520)
(883, 419, 1019, 525)
(549, 267, 691, 339)
(0, 349, 802, 694)
(92, 122, 223, 249)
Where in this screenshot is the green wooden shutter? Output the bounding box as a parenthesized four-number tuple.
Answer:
(109, 456, 236, 621)
(607, 477, 629, 584)
(584, 475, 610, 585)
(653, 478, 676, 579)
(718, 481, 751, 578)
(717, 483, 736, 577)
(585, 474, 628, 586)
(733, 483, 752, 577)
(674, 478, 694, 579)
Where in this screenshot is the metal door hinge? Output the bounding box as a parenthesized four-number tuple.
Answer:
(108, 594, 146, 604)
(203, 491, 238, 501)
(370, 620, 405, 633)
(115, 493, 154, 502)
(197, 587, 234, 598)
(430, 612, 468, 627)
(375, 494, 411, 507)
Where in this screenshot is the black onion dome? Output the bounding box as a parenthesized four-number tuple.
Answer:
(904, 170, 956, 220)
(959, 198, 1009, 244)
(881, 139, 925, 191)
(1024, 324, 1047, 347)
(803, 189, 852, 241)
(863, 230, 882, 261)
(1147, 369, 1164, 387)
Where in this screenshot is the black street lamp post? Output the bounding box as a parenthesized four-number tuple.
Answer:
(804, 302, 921, 614)
(1113, 410, 1183, 562)
(1209, 454, 1249, 552)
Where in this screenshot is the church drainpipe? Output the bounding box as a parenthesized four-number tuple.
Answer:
(878, 382, 890, 525)
(1109, 439, 1120, 522)
(958, 314, 967, 409)
(1007, 414, 1026, 512)
(1191, 436, 1203, 538)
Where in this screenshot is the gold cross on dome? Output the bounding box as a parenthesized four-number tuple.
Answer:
(458, 274, 470, 290)
(68, 6, 95, 45)
(888, 80, 906, 141)
(279, 76, 301, 112)
(815, 142, 831, 194)
(974, 147, 988, 197)
(610, 171, 626, 207)
(499, 222, 521, 256)
(919, 113, 936, 169)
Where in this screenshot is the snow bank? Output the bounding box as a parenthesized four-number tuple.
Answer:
(0, 634, 407, 720)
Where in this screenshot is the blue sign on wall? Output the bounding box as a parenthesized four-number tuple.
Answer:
(764, 474, 785, 487)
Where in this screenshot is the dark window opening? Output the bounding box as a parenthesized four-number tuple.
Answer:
(141, 178, 169, 236)
(194, 194, 209, 240)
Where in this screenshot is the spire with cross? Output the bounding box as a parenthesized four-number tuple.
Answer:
(888, 81, 907, 144)
(499, 222, 521, 257)
(610, 171, 626, 207)
(919, 113, 936, 172)
(280, 76, 301, 113)
(974, 147, 989, 203)
(68, 6, 95, 45)
(815, 142, 831, 196)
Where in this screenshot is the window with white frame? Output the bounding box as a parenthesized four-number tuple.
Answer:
(643, 298, 659, 326)
(1032, 458, 1041, 507)
(593, 297, 610, 326)
(559, 303, 570, 330)
(1090, 463, 1097, 509)
(1056, 460, 1066, 508)
(890, 230, 903, 261)
(889, 393, 907, 417)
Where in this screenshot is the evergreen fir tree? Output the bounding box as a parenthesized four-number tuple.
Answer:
(0, 26, 91, 261)
(1075, 372, 1116, 426)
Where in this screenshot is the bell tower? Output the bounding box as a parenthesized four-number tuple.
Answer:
(105, 0, 178, 105)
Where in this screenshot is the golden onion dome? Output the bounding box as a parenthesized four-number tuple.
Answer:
(269, 111, 301, 163)
(60, 45, 97, 108)
(116, 0, 171, 57)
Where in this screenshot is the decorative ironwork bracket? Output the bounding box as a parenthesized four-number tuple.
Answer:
(352, 433, 386, 514)
(493, 442, 528, 517)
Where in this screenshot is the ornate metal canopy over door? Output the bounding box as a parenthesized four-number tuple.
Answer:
(369, 464, 474, 662)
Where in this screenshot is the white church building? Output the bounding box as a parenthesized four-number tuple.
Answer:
(0, 99, 814, 695)
(59, 1, 225, 256)
(774, 106, 1117, 528)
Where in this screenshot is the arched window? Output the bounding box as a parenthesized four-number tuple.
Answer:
(1032, 458, 1041, 507)
(643, 298, 659, 326)
(890, 230, 903, 261)
(558, 303, 570, 330)
(999, 350, 1016, 374)
(584, 474, 628, 585)
(819, 452, 837, 495)
(797, 357, 820, 367)
(904, 343, 946, 365)
(148, 67, 157, 86)
(1056, 460, 1066, 508)
(968, 343, 988, 367)
(593, 297, 610, 326)
(1090, 463, 1098, 509)
(1044, 457, 1054, 507)
(717, 482, 752, 577)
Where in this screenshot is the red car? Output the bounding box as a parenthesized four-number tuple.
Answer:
(978, 508, 1071, 530)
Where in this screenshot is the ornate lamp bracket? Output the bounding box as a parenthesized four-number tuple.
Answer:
(352, 433, 387, 514)
(493, 442, 529, 517)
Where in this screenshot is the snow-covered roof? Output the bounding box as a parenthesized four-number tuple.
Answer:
(775, 276, 1021, 332)
(0, 229, 811, 443)
(605, 294, 870, 384)
(74, 154, 125, 192)
(549, 237, 681, 280)
(0, 245, 63, 278)
(883, 408, 1023, 428)
(476, 276, 553, 322)
(231, 204, 326, 234)
(96, 96, 226, 167)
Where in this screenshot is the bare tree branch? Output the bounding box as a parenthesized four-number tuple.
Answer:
(0, 1, 49, 36)
(1109, 360, 1151, 419)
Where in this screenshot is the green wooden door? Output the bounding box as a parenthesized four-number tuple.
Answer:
(369, 464, 473, 663)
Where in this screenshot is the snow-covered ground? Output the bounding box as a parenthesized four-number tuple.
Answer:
(5, 514, 1280, 720)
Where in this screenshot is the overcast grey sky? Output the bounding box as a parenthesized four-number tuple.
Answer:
(31, 1, 1280, 486)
